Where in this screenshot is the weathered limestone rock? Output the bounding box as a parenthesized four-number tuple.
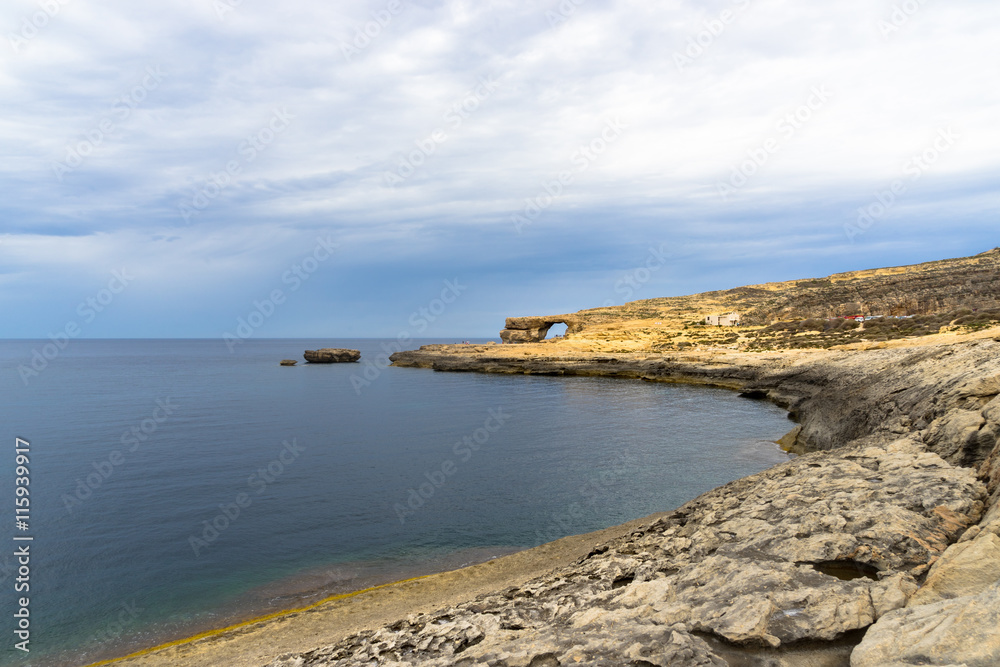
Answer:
(268, 657, 304, 667)
(499, 316, 583, 344)
(648, 556, 880, 646)
(851, 580, 1000, 667)
(280, 359, 298, 366)
(303, 348, 361, 363)
(977, 394, 1000, 508)
(907, 531, 1000, 606)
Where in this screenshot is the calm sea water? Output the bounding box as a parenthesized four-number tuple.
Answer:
(0, 339, 792, 666)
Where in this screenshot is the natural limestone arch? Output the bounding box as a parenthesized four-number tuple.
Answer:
(499, 316, 584, 343)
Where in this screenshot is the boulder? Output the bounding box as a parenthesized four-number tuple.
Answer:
(908, 531, 1000, 606)
(280, 359, 298, 366)
(851, 580, 1000, 667)
(303, 348, 361, 363)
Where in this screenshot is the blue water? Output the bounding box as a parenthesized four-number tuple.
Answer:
(0, 339, 791, 666)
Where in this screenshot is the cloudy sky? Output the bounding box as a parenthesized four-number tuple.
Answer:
(1, 0, 997, 338)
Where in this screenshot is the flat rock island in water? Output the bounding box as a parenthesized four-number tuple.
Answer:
(303, 348, 361, 364)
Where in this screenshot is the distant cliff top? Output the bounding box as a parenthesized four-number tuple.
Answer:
(584, 247, 1000, 325)
(503, 249, 1000, 352)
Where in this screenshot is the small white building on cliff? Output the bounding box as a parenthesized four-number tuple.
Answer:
(705, 312, 741, 326)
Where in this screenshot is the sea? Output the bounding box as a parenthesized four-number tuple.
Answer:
(0, 339, 793, 666)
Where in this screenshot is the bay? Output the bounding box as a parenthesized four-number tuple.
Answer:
(0, 339, 791, 666)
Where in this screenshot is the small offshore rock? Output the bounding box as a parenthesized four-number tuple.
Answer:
(280, 359, 298, 366)
(303, 348, 361, 364)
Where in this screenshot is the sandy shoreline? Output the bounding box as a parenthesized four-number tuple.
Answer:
(86, 511, 670, 667)
(65, 546, 519, 667)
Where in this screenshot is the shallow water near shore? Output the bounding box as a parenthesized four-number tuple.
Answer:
(0, 339, 792, 666)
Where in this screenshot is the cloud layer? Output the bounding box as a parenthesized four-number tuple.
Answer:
(1, 0, 998, 337)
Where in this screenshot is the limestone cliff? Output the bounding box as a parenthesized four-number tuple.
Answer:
(495, 249, 1000, 351)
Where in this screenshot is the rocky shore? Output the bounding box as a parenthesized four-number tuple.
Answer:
(260, 336, 1000, 666)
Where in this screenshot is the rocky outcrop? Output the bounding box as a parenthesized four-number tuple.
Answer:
(499, 316, 584, 344)
(851, 579, 1000, 667)
(303, 349, 361, 363)
(280, 359, 298, 366)
(253, 338, 1000, 665)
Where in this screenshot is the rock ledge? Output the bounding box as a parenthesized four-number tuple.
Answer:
(303, 348, 361, 364)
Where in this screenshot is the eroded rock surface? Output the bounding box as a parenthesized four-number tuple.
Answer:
(851, 580, 1000, 667)
(499, 316, 584, 344)
(303, 348, 361, 363)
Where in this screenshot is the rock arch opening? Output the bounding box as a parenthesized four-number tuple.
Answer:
(500, 316, 583, 344)
(544, 323, 568, 340)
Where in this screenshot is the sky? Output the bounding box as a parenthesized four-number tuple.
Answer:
(1, 0, 998, 339)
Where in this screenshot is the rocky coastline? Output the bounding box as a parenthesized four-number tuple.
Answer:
(261, 336, 1000, 666)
